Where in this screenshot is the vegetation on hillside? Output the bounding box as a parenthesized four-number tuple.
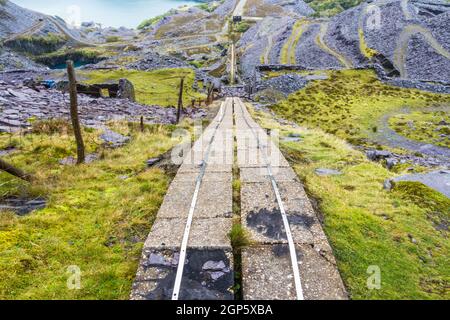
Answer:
(14, 33, 67, 46)
(137, 11, 174, 30)
(252, 107, 450, 300)
(80, 68, 206, 107)
(305, 0, 365, 17)
(196, 0, 225, 13)
(34, 46, 116, 68)
(5, 33, 67, 55)
(271, 70, 450, 146)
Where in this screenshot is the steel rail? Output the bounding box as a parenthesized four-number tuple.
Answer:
(234, 98, 304, 300)
(171, 99, 229, 300)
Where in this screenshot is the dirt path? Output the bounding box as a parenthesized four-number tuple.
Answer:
(400, 0, 413, 20)
(5, 16, 95, 47)
(261, 35, 273, 64)
(4, 20, 45, 42)
(316, 22, 353, 69)
(393, 24, 450, 78)
(130, 97, 347, 300)
(46, 16, 95, 47)
(374, 106, 450, 159)
(281, 21, 309, 65)
(233, 0, 248, 16)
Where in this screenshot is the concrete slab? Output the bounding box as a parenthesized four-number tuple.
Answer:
(237, 147, 290, 168)
(240, 166, 299, 183)
(241, 182, 327, 245)
(144, 217, 233, 250)
(242, 245, 347, 300)
(178, 163, 233, 174)
(158, 178, 232, 219)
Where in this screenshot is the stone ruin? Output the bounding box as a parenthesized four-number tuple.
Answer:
(57, 78, 136, 101)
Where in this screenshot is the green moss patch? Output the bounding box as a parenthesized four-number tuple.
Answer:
(272, 69, 450, 146)
(5, 33, 67, 55)
(35, 47, 114, 68)
(306, 0, 365, 17)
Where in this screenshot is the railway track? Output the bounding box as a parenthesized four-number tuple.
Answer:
(131, 97, 347, 300)
(131, 99, 235, 300)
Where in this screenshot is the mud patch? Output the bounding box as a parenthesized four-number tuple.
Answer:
(247, 208, 316, 240)
(132, 248, 234, 300)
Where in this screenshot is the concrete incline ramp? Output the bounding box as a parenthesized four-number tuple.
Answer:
(234, 98, 348, 300)
(131, 98, 235, 300)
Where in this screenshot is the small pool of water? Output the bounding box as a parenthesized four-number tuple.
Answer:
(51, 61, 91, 70)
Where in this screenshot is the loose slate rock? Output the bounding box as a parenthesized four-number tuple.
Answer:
(366, 150, 392, 161)
(315, 168, 343, 176)
(100, 129, 130, 148)
(59, 153, 99, 165)
(0, 197, 46, 215)
(146, 158, 161, 167)
(392, 170, 450, 198)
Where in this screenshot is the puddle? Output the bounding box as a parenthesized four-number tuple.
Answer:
(0, 197, 46, 215)
(246, 208, 316, 240)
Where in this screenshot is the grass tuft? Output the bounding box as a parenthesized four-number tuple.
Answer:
(228, 223, 252, 250)
(80, 68, 206, 107)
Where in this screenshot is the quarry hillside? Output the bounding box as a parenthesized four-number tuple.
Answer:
(0, 0, 449, 301)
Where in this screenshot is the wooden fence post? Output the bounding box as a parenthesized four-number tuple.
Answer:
(140, 116, 144, 132)
(176, 77, 184, 124)
(67, 60, 85, 164)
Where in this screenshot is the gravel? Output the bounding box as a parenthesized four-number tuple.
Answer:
(294, 23, 342, 69)
(126, 51, 189, 71)
(256, 73, 308, 95)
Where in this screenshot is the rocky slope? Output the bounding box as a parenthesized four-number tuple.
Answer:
(0, 79, 207, 132)
(238, 0, 450, 86)
(0, 0, 86, 43)
(1, 0, 449, 93)
(0, 0, 44, 39)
